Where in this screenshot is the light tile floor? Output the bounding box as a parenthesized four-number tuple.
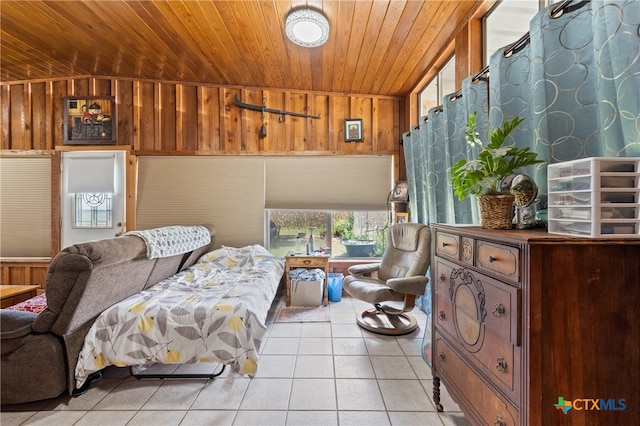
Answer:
(1, 295, 470, 426)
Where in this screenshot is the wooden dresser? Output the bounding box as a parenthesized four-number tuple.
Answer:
(430, 224, 639, 426)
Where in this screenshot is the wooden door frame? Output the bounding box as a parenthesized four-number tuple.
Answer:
(52, 145, 136, 256)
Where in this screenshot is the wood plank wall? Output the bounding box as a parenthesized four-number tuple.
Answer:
(1, 259, 50, 291)
(0, 76, 405, 285)
(1, 77, 403, 158)
(0, 5, 490, 288)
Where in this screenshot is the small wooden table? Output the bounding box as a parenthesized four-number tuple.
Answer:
(0, 285, 40, 308)
(284, 255, 329, 307)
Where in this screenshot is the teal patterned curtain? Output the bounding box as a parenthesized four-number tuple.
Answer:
(593, 0, 640, 152)
(411, 0, 640, 366)
(402, 127, 418, 222)
(489, 35, 548, 194)
(409, 76, 489, 232)
(530, 0, 640, 162)
(403, 121, 428, 225)
(405, 0, 640, 228)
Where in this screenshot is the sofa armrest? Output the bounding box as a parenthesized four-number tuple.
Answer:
(348, 263, 380, 276)
(386, 275, 429, 296)
(1, 310, 38, 340)
(1, 310, 67, 403)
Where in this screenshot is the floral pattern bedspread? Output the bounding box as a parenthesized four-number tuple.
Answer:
(75, 245, 284, 389)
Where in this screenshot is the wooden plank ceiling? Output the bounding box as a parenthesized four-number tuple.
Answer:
(0, 0, 482, 97)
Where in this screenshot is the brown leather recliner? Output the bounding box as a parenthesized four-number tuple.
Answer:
(342, 223, 431, 335)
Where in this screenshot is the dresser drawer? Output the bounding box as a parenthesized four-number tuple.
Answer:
(471, 327, 518, 394)
(434, 297, 518, 395)
(434, 295, 457, 339)
(434, 333, 520, 426)
(440, 296, 519, 395)
(435, 231, 459, 260)
(480, 273, 521, 346)
(436, 258, 520, 346)
(475, 240, 519, 283)
(434, 260, 454, 302)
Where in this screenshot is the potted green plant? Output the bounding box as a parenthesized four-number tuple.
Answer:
(450, 113, 543, 229)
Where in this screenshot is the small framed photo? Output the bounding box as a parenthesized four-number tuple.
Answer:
(344, 118, 363, 142)
(390, 181, 409, 202)
(395, 212, 409, 224)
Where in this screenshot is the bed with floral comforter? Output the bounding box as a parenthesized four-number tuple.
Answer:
(74, 244, 284, 389)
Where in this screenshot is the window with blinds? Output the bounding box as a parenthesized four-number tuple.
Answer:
(0, 157, 52, 257)
(137, 156, 393, 249)
(265, 156, 391, 211)
(136, 156, 265, 248)
(264, 156, 393, 257)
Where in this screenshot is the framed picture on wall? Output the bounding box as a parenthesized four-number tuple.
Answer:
(64, 96, 116, 145)
(395, 212, 409, 224)
(390, 181, 409, 202)
(344, 118, 363, 142)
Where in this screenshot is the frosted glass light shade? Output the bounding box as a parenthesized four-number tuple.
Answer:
(285, 9, 329, 48)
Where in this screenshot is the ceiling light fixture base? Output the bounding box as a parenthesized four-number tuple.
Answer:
(285, 8, 330, 48)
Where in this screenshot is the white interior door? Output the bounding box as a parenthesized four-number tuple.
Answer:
(61, 151, 126, 248)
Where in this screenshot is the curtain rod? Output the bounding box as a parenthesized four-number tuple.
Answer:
(446, 67, 489, 103)
(418, 0, 589, 126)
(550, 0, 589, 18)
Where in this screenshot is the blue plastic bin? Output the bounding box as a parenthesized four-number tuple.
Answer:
(327, 273, 344, 302)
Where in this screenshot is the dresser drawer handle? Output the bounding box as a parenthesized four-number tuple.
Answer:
(441, 241, 448, 247)
(496, 356, 507, 373)
(438, 311, 446, 321)
(438, 274, 446, 283)
(303, 259, 311, 265)
(494, 414, 506, 426)
(438, 352, 446, 363)
(488, 255, 497, 263)
(492, 303, 506, 318)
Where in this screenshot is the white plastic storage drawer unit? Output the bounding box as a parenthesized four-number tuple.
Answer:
(548, 157, 640, 237)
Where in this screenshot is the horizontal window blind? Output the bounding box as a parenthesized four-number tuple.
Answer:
(0, 157, 51, 257)
(265, 156, 392, 210)
(136, 157, 265, 248)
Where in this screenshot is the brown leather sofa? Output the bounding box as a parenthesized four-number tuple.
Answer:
(0, 225, 215, 405)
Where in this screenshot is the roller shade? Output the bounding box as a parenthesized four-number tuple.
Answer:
(0, 157, 51, 257)
(137, 156, 393, 248)
(136, 157, 265, 248)
(67, 156, 115, 193)
(265, 156, 392, 210)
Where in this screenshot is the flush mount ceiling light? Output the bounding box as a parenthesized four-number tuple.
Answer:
(285, 8, 329, 48)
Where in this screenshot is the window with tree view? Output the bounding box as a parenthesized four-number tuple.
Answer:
(267, 210, 390, 258)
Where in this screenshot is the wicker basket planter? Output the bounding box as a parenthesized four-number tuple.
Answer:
(478, 195, 514, 229)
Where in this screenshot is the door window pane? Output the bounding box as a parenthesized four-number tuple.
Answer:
(72, 193, 113, 228)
